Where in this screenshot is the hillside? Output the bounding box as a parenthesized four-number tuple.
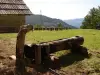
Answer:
(25, 14, 76, 28)
(64, 18, 84, 28)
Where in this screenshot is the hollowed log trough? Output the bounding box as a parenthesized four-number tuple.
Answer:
(24, 36, 88, 65)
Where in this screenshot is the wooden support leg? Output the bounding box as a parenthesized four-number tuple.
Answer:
(45, 44, 50, 56)
(35, 44, 41, 65)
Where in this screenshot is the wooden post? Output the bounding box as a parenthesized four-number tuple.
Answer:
(35, 44, 41, 65)
(15, 25, 33, 75)
(15, 31, 26, 75)
(45, 44, 50, 56)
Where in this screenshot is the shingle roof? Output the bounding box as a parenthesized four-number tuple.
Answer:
(0, 0, 32, 15)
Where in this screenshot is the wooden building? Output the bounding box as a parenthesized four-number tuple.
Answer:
(0, 0, 32, 33)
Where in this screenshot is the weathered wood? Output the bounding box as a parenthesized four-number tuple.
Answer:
(45, 44, 50, 56)
(0, 16, 25, 33)
(41, 43, 50, 61)
(23, 35, 87, 67)
(39, 43, 50, 55)
(35, 44, 41, 65)
(15, 25, 33, 75)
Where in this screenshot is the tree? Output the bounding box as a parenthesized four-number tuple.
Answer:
(81, 6, 100, 29)
(57, 23, 63, 28)
(34, 24, 43, 28)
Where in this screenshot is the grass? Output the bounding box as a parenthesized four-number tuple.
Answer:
(0, 29, 100, 74)
(0, 29, 100, 51)
(26, 29, 100, 51)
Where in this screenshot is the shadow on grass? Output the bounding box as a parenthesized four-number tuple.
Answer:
(58, 53, 86, 68)
(35, 52, 87, 74)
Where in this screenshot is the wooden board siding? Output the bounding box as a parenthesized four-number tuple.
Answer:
(0, 26, 19, 33)
(0, 0, 32, 33)
(0, 15, 25, 33)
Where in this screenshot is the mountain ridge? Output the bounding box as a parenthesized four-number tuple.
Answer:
(25, 14, 76, 28)
(64, 18, 84, 28)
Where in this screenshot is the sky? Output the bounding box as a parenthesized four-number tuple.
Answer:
(24, 0, 100, 20)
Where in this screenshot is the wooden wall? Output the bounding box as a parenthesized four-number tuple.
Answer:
(0, 15, 25, 33)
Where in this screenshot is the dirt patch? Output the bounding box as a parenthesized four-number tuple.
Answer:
(0, 39, 16, 75)
(0, 39, 16, 62)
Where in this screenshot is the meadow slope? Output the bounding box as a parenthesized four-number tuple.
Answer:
(0, 29, 100, 75)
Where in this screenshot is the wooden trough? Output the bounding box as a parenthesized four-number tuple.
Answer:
(15, 25, 88, 75)
(24, 36, 88, 65)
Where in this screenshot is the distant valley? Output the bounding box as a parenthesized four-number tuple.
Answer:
(64, 18, 84, 28)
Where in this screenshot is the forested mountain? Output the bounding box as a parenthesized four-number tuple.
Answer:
(25, 14, 76, 28)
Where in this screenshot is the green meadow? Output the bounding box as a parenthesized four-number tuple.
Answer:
(0, 29, 100, 51)
(0, 29, 100, 74)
